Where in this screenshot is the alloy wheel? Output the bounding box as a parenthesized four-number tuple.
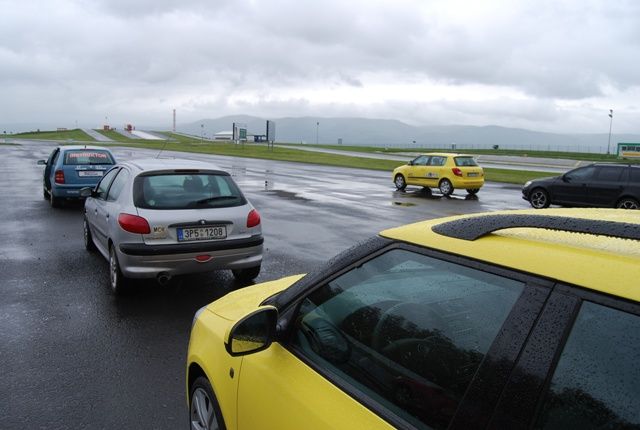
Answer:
(439, 179, 453, 196)
(190, 387, 218, 430)
(530, 189, 549, 209)
(617, 198, 639, 209)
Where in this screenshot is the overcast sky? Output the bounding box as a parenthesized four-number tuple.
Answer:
(2, 0, 639, 133)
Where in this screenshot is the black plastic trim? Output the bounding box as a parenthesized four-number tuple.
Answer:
(487, 291, 581, 430)
(450, 283, 551, 430)
(119, 235, 263, 256)
(432, 214, 640, 241)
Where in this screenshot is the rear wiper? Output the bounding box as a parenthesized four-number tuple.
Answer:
(195, 196, 238, 204)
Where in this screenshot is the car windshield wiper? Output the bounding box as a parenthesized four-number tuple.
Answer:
(195, 196, 238, 204)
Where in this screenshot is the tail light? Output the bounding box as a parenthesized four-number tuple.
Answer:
(452, 168, 463, 177)
(54, 170, 65, 184)
(247, 209, 261, 228)
(118, 213, 151, 234)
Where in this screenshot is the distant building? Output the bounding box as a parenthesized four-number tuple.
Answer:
(617, 142, 640, 159)
(214, 131, 233, 140)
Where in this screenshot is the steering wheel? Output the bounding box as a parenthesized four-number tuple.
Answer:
(371, 302, 447, 353)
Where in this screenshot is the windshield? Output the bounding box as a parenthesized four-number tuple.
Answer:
(63, 150, 115, 165)
(133, 172, 246, 209)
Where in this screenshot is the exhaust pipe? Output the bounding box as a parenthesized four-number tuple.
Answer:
(157, 273, 172, 286)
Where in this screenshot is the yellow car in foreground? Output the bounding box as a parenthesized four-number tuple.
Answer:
(392, 152, 484, 196)
(187, 209, 640, 430)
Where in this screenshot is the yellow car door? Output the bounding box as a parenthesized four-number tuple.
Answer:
(405, 155, 430, 186)
(236, 344, 393, 430)
(424, 155, 446, 187)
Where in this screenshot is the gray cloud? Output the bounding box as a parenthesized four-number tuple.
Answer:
(1, 0, 639, 133)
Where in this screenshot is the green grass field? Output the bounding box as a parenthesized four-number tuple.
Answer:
(281, 143, 625, 163)
(6, 129, 563, 184)
(6, 129, 95, 141)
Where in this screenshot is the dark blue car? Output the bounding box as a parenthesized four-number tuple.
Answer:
(38, 145, 116, 208)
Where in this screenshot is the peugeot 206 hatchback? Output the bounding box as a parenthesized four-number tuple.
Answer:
(81, 158, 263, 294)
(37, 145, 116, 208)
(392, 153, 484, 196)
(187, 208, 640, 430)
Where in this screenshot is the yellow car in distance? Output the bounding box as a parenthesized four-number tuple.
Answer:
(187, 209, 640, 430)
(392, 152, 484, 196)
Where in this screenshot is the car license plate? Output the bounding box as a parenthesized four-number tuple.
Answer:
(467, 172, 479, 177)
(177, 226, 227, 242)
(79, 171, 104, 177)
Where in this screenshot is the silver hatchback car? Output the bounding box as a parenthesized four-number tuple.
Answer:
(81, 158, 263, 294)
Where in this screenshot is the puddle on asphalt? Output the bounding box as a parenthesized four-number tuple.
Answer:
(263, 189, 310, 201)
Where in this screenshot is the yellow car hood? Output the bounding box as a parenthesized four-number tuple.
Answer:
(206, 274, 305, 321)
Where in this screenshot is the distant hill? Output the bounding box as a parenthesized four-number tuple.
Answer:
(178, 115, 640, 153)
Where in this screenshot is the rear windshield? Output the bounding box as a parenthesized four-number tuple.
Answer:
(454, 156, 478, 167)
(64, 150, 115, 165)
(133, 173, 247, 209)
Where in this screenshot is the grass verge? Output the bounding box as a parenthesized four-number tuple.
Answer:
(9, 131, 556, 184)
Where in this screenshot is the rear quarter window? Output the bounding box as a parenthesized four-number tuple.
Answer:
(64, 150, 115, 165)
(454, 157, 478, 167)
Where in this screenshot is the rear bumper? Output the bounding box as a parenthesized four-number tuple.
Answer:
(119, 235, 264, 256)
(116, 235, 264, 278)
(51, 184, 95, 198)
(452, 178, 484, 188)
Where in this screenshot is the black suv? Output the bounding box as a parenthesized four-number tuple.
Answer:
(522, 163, 640, 209)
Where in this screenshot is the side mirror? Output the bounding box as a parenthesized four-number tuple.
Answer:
(37, 160, 46, 166)
(408, 160, 414, 166)
(562, 174, 570, 183)
(79, 187, 94, 198)
(225, 306, 278, 357)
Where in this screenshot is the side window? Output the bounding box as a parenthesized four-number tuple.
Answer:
(106, 169, 129, 202)
(428, 156, 445, 166)
(47, 149, 58, 166)
(413, 156, 429, 166)
(594, 166, 623, 182)
(51, 149, 60, 166)
(535, 301, 640, 429)
(95, 168, 119, 200)
(565, 166, 596, 181)
(291, 249, 525, 429)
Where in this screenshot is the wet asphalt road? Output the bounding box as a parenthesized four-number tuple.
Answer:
(0, 141, 530, 429)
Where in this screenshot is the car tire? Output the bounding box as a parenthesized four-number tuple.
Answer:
(394, 174, 406, 191)
(50, 193, 61, 208)
(232, 265, 261, 282)
(84, 217, 97, 252)
(189, 376, 226, 430)
(43, 188, 49, 200)
(616, 197, 639, 209)
(466, 188, 479, 195)
(438, 179, 453, 196)
(529, 188, 550, 209)
(109, 245, 129, 295)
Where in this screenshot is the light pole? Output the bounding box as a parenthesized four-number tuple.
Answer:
(606, 109, 613, 155)
(316, 121, 319, 145)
